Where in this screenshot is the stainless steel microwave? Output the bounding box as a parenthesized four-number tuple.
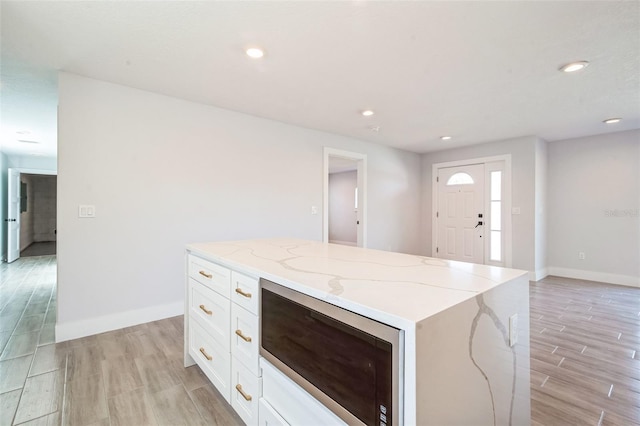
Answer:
(260, 278, 403, 426)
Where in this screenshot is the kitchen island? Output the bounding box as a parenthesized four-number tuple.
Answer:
(184, 238, 530, 425)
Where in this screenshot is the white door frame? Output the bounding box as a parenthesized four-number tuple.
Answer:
(323, 148, 367, 248)
(432, 155, 512, 267)
(6, 167, 57, 263)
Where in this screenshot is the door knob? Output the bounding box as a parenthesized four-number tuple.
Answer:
(475, 221, 483, 228)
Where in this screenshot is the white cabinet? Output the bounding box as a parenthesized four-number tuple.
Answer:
(231, 303, 260, 376)
(188, 319, 231, 401)
(259, 399, 289, 426)
(185, 253, 262, 425)
(232, 357, 262, 425)
(260, 358, 346, 426)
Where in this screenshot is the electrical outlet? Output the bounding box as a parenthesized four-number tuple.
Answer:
(579, 252, 586, 260)
(509, 314, 518, 347)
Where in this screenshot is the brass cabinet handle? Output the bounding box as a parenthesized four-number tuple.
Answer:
(199, 347, 212, 361)
(199, 304, 212, 316)
(235, 384, 252, 401)
(235, 288, 252, 298)
(235, 329, 252, 342)
(199, 270, 212, 279)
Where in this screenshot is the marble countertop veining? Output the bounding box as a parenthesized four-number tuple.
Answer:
(186, 238, 528, 329)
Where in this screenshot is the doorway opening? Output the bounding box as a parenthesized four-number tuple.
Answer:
(323, 148, 367, 248)
(7, 168, 57, 263)
(432, 155, 512, 267)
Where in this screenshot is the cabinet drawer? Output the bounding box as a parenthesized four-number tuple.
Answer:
(189, 320, 231, 403)
(259, 399, 289, 426)
(261, 358, 346, 426)
(188, 254, 231, 298)
(231, 303, 260, 376)
(231, 358, 262, 426)
(231, 271, 259, 315)
(189, 279, 230, 349)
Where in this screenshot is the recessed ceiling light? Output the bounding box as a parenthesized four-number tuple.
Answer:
(246, 47, 264, 59)
(559, 61, 589, 73)
(361, 110, 374, 117)
(603, 118, 622, 124)
(440, 136, 452, 141)
(369, 126, 380, 133)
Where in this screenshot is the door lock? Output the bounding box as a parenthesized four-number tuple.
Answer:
(475, 221, 483, 228)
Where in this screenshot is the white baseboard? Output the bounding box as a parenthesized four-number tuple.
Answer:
(547, 266, 640, 288)
(55, 300, 184, 343)
(529, 267, 549, 282)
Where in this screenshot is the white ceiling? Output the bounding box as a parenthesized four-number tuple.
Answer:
(1, 1, 639, 158)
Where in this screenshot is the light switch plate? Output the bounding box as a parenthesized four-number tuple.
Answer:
(79, 205, 96, 218)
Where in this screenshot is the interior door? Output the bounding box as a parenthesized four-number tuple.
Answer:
(7, 168, 21, 263)
(436, 164, 485, 264)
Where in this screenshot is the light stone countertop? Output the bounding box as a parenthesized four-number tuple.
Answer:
(186, 238, 528, 329)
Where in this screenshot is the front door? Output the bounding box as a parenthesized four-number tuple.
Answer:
(7, 168, 21, 263)
(436, 164, 485, 264)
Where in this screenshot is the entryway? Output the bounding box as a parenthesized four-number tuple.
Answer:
(6, 169, 57, 263)
(432, 155, 512, 267)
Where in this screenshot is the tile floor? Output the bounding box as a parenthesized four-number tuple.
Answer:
(20, 243, 57, 258)
(1, 256, 639, 425)
(530, 276, 640, 425)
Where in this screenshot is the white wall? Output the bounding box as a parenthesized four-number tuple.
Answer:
(547, 130, 640, 287)
(0, 152, 7, 261)
(31, 175, 57, 242)
(57, 72, 422, 340)
(534, 139, 548, 280)
(328, 171, 357, 245)
(421, 136, 538, 273)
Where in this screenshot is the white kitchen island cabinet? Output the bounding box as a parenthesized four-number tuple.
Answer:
(185, 238, 531, 426)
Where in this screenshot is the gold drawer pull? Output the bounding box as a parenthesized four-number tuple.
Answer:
(235, 329, 252, 342)
(199, 304, 212, 316)
(235, 384, 252, 401)
(199, 347, 212, 361)
(199, 270, 212, 279)
(235, 288, 252, 298)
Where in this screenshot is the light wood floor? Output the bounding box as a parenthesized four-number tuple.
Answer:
(530, 276, 640, 426)
(1, 256, 638, 425)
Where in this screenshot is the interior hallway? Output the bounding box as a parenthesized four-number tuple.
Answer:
(1, 256, 639, 425)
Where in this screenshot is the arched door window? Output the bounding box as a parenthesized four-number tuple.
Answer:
(446, 172, 474, 185)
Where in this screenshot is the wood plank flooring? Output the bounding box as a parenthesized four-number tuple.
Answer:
(530, 276, 640, 426)
(1, 256, 638, 425)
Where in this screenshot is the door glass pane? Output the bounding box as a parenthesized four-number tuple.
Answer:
(446, 172, 474, 185)
(491, 231, 502, 261)
(491, 201, 501, 231)
(491, 171, 502, 200)
(354, 187, 358, 209)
